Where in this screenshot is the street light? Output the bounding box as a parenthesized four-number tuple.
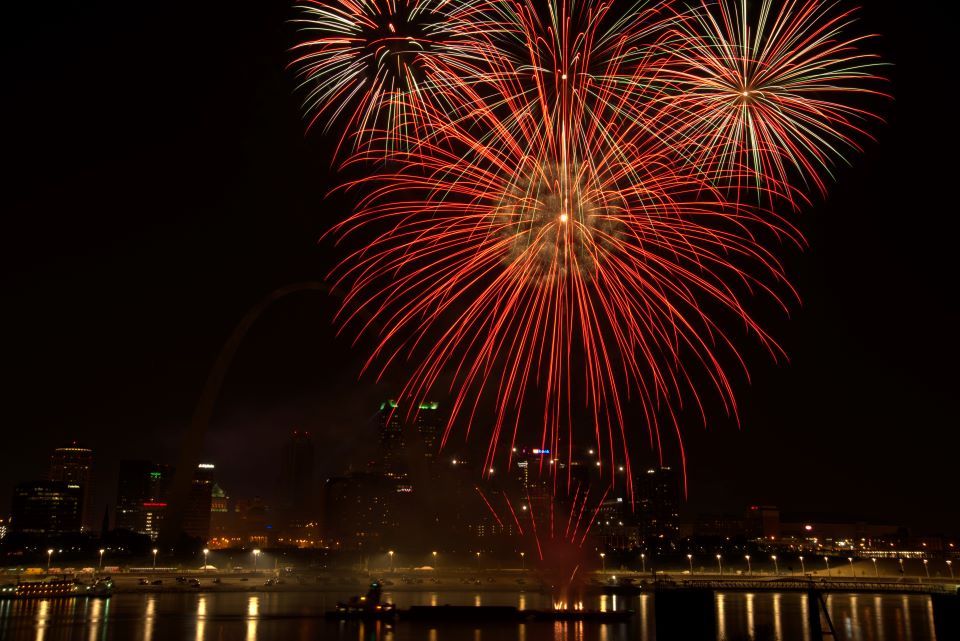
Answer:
(432, 550, 438, 573)
(745, 555, 752, 576)
(253, 549, 261, 572)
(824, 557, 831, 577)
(389, 550, 395, 572)
(152, 548, 159, 570)
(871, 558, 878, 577)
(716, 554, 723, 576)
(98, 548, 106, 571)
(476, 551, 481, 571)
(687, 554, 693, 575)
(203, 548, 209, 571)
(772, 555, 779, 576)
(640, 553, 646, 574)
(848, 557, 855, 578)
(947, 560, 954, 580)
(520, 551, 525, 571)
(923, 559, 930, 579)
(799, 556, 805, 575)
(898, 558, 904, 576)
(600, 552, 606, 572)
(47, 549, 54, 571)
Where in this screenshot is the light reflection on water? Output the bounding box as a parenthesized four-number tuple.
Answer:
(245, 595, 258, 641)
(0, 589, 938, 641)
(144, 596, 156, 641)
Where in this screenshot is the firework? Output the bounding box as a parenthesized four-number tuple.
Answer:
(328, 0, 799, 488)
(289, 0, 512, 157)
(477, 482, 609, 603)
(652, 0, 886, 206)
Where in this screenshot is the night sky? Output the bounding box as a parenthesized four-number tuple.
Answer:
(2, 1, 956, 533)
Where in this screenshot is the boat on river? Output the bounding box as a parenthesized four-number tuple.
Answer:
(0, 578, 113, 600)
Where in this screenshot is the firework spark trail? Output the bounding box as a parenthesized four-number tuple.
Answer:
(579, 484, 610, 547)
(502, 491, 526, 535)
(527, 496, 545, 561)
(474, 486, 504, 528)
(652, 0, 887, 207)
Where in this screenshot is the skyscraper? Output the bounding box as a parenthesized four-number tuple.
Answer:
(377, 399, 441, 477)
(11, 481, 83, 535)
(184, 463, 215, 541)
(279, 430, 315, 521)
(639, 466, 680, 541)
(48, 442, 93, 531)
(116, 460, 173, 540)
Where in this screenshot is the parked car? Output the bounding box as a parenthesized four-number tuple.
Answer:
(151, 579, 163, 586)
(188, 578, 201, 587)
(138, 578, 149, 586)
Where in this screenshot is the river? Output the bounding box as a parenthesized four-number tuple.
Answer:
(0, 590, 939, 640)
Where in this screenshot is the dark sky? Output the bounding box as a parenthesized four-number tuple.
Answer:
(2, 1, 957, 533)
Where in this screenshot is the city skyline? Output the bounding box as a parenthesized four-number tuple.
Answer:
(4, 421, 957, 553)
(2, 0, 957, 539)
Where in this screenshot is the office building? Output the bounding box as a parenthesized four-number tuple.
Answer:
(10, 481, 83, 535)
(48, 442, 94, 531)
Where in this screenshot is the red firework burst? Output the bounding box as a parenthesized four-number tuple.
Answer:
(327, 0, 800, 491)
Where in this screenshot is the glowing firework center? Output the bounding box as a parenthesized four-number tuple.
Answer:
(362, 7, 435, 90)
(499, 164, 623, 282)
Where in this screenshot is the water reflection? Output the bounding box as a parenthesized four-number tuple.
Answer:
(0, 589, 940, 641)
(87, 597, 103, 641)
(717, 592, 727, 641)
(195, 595, 207, 641)
(246, 595, 258, 641)
(34, 600, 48, 641)
(144, 596, 156, 641)
(773, 592, 782, 641)
(873, 596, 885, 641)
(901, 595, 911, 640)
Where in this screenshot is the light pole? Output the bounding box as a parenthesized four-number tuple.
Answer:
(745, 555, 752, 576)
(47, 549, 54, 571)
(923, 559, 930, 579)
(476, 551, 481, 571)
(716, 554, 723, 576)
(799, 556, 805, 575)
(600, 552, 606, 572)
(433, 551, 438, 574)
(871, 558, 878, 577)
(253, 549, 261, 572)
(389, 550, 395, 573)
(203, 548, 209, 571)
(520, 551, 525, 571)
(898, 558, 904, 577)
(824, 557, 831, 577)
(687, 554, 693, 575)
(947, 560, 954, 580)
(848, 557, 855, 578)
(152, 548, 159, 570)
(772, 555, 779, 576)
(98, 549, 106, 571)
(640, 553, 646, 574)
